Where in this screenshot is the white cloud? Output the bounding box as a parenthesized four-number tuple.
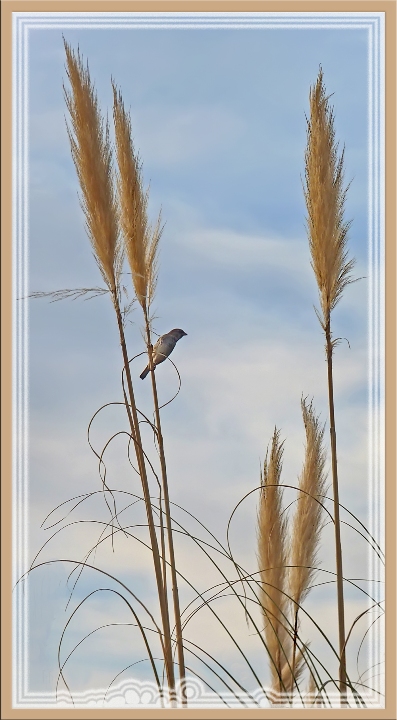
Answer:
(170, 226, 311, 276)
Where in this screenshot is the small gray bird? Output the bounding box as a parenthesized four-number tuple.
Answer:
(140, 328, 187, 379)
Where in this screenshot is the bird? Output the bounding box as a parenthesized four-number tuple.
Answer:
(140, 328, 187, 379)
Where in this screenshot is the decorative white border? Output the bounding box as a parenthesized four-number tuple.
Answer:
(12, 11, 385, 709)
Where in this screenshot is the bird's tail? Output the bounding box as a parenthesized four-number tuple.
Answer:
(140, 365, 150, 380)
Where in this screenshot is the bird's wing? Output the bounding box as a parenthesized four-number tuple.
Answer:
(153, 335, 163, 351)
(153, 336, 167, 362)
(154, 335, 175, 363)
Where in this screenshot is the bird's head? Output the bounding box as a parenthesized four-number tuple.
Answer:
(169, 328, 187, 341)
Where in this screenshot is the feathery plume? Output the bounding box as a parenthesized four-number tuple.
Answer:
(63, 40, 122, 295)
(112, 83, 162, 311)
(289, 398, 327, 609)
(258, 429, 291, 696)
(304, 66, 355, 331)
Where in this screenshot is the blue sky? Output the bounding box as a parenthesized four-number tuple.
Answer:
(21, 13, 383, 708)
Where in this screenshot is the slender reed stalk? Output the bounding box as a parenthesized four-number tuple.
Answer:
(63, 42, 176, 701)
(304, 67, 355, 702)
(113, 304, 176, 700)
(112, 84, 186, 704)
(257, 429, 291, 702)
(288, 398, 327, 689)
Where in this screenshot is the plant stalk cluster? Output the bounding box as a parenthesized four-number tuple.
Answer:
(64, 40, 185, 706)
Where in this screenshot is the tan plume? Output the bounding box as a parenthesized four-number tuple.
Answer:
(63, 40, 122, 295)
(289, 398, 327, 609)
(304, 67, 355, 331)
(257, 429, 291, 697)
(112, 83, 162, 311)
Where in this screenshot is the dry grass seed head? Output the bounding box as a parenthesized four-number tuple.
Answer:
(304, 67, 355, 328)
(112, 83, 162, 311)
(258, 429, 291, 690)
(289, 398, 328, 609)
(63, 41, 122, 295)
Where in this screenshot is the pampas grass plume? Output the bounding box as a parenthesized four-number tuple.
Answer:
(112, 83, 162, 311)
(289, 398, 327, 609)
(304, 66, 355, 330)
(258, 429, 290, 695)
(63, 41, 122, 295)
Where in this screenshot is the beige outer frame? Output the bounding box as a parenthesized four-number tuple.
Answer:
(1, 2, 395, 718)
